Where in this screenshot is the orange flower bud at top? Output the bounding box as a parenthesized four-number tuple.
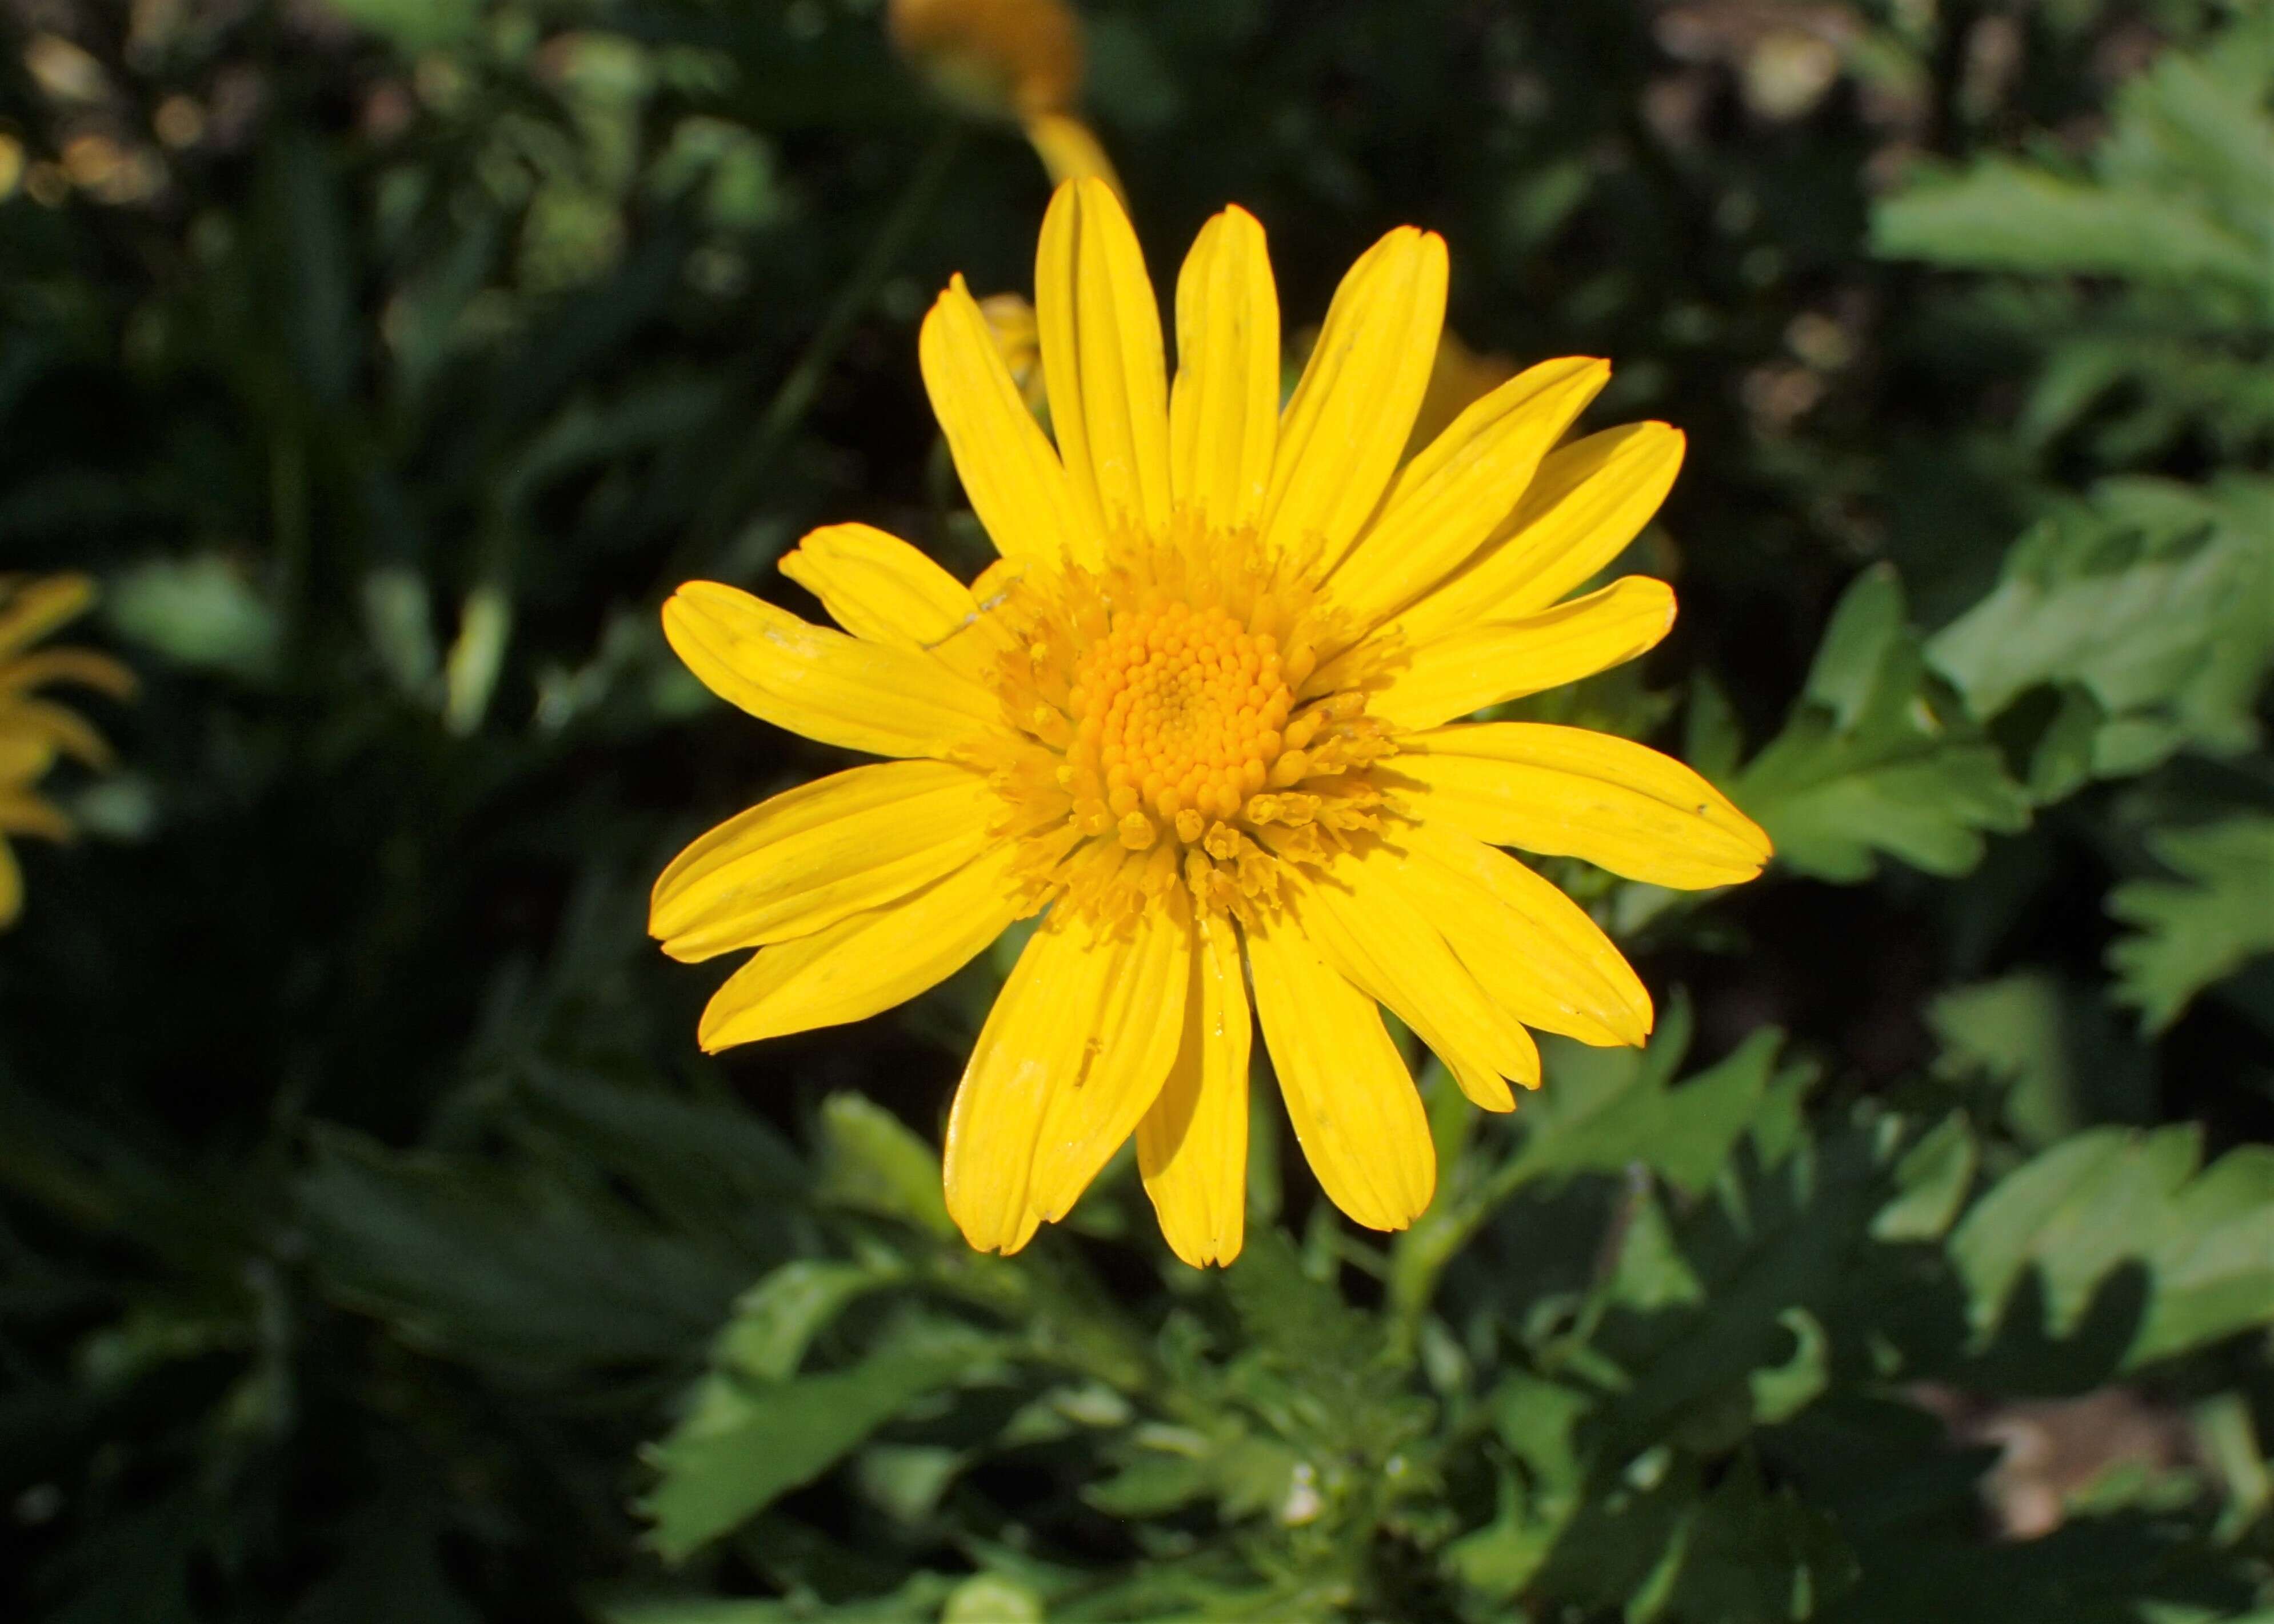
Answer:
(887, 0, 1123, 197)
(887, 0, 1084, 123)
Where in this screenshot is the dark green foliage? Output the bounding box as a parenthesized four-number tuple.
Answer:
(2, 2, 2269, 1621)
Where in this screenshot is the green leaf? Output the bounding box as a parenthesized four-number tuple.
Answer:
(1871, 1113, 1976, 1244)
(1949, 1125, 2274, 1369)
(298, 1128, 745, 1379)
(1927, 481, 2272, 785)
(1444, 1374, 1593, 1601)
(1656, 1455, 1856, 1624)
(641, 1320, 998, 1561)
(2108, 817, 2274, 1030)
(599, 1574, 958, 1624)
(814, 1094, 956, 1239)
(1732, 568, 2031, 882)
(713, 1259, 908, 1382)
(1872, 157, 2266, 294)
(1518, 1018, 1801, 1199)
(107, 555, 282, 684)
(319, 0, 483, 52)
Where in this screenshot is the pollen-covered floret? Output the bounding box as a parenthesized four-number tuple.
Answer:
(967, 525, 1400, 927)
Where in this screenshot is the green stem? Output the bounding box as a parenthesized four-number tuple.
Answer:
(666, 122, 964, 586)
(1384, 1149, 1540, 1365)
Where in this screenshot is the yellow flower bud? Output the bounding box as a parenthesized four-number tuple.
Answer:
(887, 0, 1124, 199)
(886, 0, 1083, 123)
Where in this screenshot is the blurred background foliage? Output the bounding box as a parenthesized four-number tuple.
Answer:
(1, 0, 2270, 1618)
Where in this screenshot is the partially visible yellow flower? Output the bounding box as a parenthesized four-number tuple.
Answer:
(1408, 329, 1520, 459)
(0, 574, 135, 927)
(887, 0, 1123, 197)
(978, 291, 1046, 415)
(652, 180, 1769, 1267)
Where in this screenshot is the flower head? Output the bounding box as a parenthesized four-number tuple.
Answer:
(654, 181, 1770, 1266)
(0, 574, 134, 927)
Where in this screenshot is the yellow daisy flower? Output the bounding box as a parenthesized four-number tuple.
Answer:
(0, 574, 135, 928)
(653, 179, 1770, 1266)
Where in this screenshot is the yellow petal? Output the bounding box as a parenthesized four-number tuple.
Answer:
(0, 735, 53, 784)
(697, 843, 1024, 1052)
(0, 574, 95, 659)
(0, 791, 73, 841)
(0, 840, 18, 928)
(920, 273, 1096, 571)
(652, 760, 1001, 961)
(0, 698, 111, 767)
(0, 648, 137, 699)
(1261, 227, 1448, 573)
(1294, 850, 1534, 1113)
(944, 902, 1186, 1252)
(778, 523, 965, 643)
(1023, 113, 1124, 198)
(1401, 821, 1652, 1047)
(1024, 902, 1192, 1223)
(1244, 906, 1434, 1233)
(777, 522, 1011, 683)
(1137, 909, 1250, 1266)
(1168, 205, 1279, 535)
(1397, 722, 1772, 889)
(1326, 357, 1610, 631)
(1364, 575, 1677, 731)
(1389, 422, 1686, 647)
(662, 581, 1001, 759)
(1036, 178, 1173, 541)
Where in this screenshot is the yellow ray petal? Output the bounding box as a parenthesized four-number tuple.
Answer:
(1261, 227, 1448, 573)
(0, 647, 137, 699)
(1388, 422, 1686, 647)
(1326, 356, 1610, 632)
(1396, 722, 1772, 889)
(1137, 909, 1250, 1266)
(1294, 850, 1534, 1112)
(942, 906, 1129, 1252)
(0, 791, 73, 841)
(0, 840, 18, 928)
(1024, 901, 1192, 1224)
(697, 843, 1024, 1053)
(1168, 205, 1279, 535)
(661, 581, 1002, 759)
(652, 760, 1001, 962)
(0, 574, 95, 659)
(1363, 575, 1677, 731)
(1244, 906, 1434, 1233)
(778, 522, 965, 643)
(0, 699, 111, 767)
(920, 274, 1096, 571)
(1036, 178, 1173, 542)
(0, 735, 54, 785)
(1402, 821, 1653, 1047)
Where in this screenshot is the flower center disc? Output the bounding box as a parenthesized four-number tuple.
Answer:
(1071, 603, 1294, 833)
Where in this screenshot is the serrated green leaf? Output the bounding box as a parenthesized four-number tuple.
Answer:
(714, 1259, 907, 1382)
(1657, 1455, 1856, 1624)
(2108, 817, 2274, 1030)
(1732, 569, 2031, 882)
(641, 1321, 997, 1561)
(1872, 158, 2265, 293)
(1949, 1125, 2274, 1368)
(1927, 482, 2271, 787)
(1872, 1111, 1977, 1242)
(1517, 1018, 1794, 1199)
